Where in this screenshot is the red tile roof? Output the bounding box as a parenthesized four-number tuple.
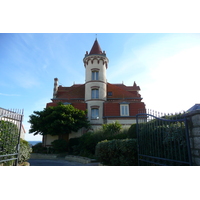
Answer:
(89, 39, 103, 55)
(46, 102, 87, 111)
(107, 83, 141, 100)
(56, 84, 85, 99)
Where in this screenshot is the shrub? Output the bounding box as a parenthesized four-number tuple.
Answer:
(69, 126, 129, 157)
(0, 120, 20, 166)
(127, 124, 137, 138)
(51, 139, 68, 153)
(32, 142, 47, 153)
(68, 137, 81, 154)
(78, 132, 102, 157)
(18, 139, 32, 164)
(95, 139, 138, 166)
(102, 121, 122, 136)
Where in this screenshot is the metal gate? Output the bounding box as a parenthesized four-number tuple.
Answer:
(0, 108, 23, 166)
(136, 110, 192, 166)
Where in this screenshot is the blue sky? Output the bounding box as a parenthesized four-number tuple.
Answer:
(1, 33, 200, 141)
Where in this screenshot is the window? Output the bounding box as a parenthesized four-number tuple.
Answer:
(107, 91, 112, 96)
(92, 71, 99, 80)
(91, 108, 99, 119)
(120, 104, 129, 116)
(91, 89, 99, 99)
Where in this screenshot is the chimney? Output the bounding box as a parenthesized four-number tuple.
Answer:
(53, 78, 58, 98)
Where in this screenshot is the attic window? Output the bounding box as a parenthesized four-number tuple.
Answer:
(107, 92, 112, 96)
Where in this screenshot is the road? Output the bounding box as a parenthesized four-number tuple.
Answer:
(28, 159, 100, 166)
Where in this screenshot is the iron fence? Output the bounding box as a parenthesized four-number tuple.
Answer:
(136, 110, 192, 166)
(0, 108, 23, 166)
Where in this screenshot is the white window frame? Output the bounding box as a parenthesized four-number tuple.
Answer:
(91, 108, 99, 119)
(91, 89, 99, 99)
(120, 104, 129, 116)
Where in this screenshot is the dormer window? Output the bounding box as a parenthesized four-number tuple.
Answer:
(107, 91, 112, 96)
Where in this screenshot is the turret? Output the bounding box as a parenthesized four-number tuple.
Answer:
(83, 39, 109, 101)
(83, 39, 109, 126)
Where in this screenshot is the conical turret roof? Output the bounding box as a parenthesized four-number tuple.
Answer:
(89, 39, 103, 55)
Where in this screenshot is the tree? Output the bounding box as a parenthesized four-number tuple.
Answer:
(28, 103, 90, 139)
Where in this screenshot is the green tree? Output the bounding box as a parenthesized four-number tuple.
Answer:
(28, 103, 90, 140)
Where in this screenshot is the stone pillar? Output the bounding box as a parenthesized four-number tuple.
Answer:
(186, 110, 200, 165)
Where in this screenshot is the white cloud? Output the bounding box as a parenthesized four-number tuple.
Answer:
(0, 93, 20, 96)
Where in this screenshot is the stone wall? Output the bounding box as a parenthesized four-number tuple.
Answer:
(186, 110, 200, 165)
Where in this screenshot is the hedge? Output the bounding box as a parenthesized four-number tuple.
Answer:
(18, 139, 32, 164)
(95, 139, 138, 166)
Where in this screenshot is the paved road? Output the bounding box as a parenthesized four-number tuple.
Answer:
(28, 159, 100, 166)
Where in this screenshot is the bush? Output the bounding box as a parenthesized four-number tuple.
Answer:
(51, 139, 68, 153)
(0, 120, 20, 166)
(95, 139, 138, 166)
(102, 121, 122, 136)
(68, 126, 130, 157)
(78, 132, 102, 157)
(32, 142, 47, 153)
(127, 124, 137, 138)
(68, 137, 80, 154)
(18, 139, 32, 164)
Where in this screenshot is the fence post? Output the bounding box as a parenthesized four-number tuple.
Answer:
(185, 110, 200, 166)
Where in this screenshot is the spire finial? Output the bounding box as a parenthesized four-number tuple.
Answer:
(95, 34, 97, 40)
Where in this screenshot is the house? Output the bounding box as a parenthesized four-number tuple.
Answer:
(43, 39, 146, 146)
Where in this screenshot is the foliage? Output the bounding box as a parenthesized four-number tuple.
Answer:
(127, 124, 137, 139)
(68, 124, 130, 158)
(68, 137, 81, 154)
(0, 120, 19, 155)
(95, 139, 138, 166)
(32, 142, 47, 153)
(18, 139, 32, 164)
(28, 103, 90, 137)
(51, 139, 68, 153)
(138, 117, 189, 165)
(0, 120, 19, 165)
(102, 121, 122, 136)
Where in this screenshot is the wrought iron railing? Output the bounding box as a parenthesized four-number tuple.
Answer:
(136, 110, 192, 166)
